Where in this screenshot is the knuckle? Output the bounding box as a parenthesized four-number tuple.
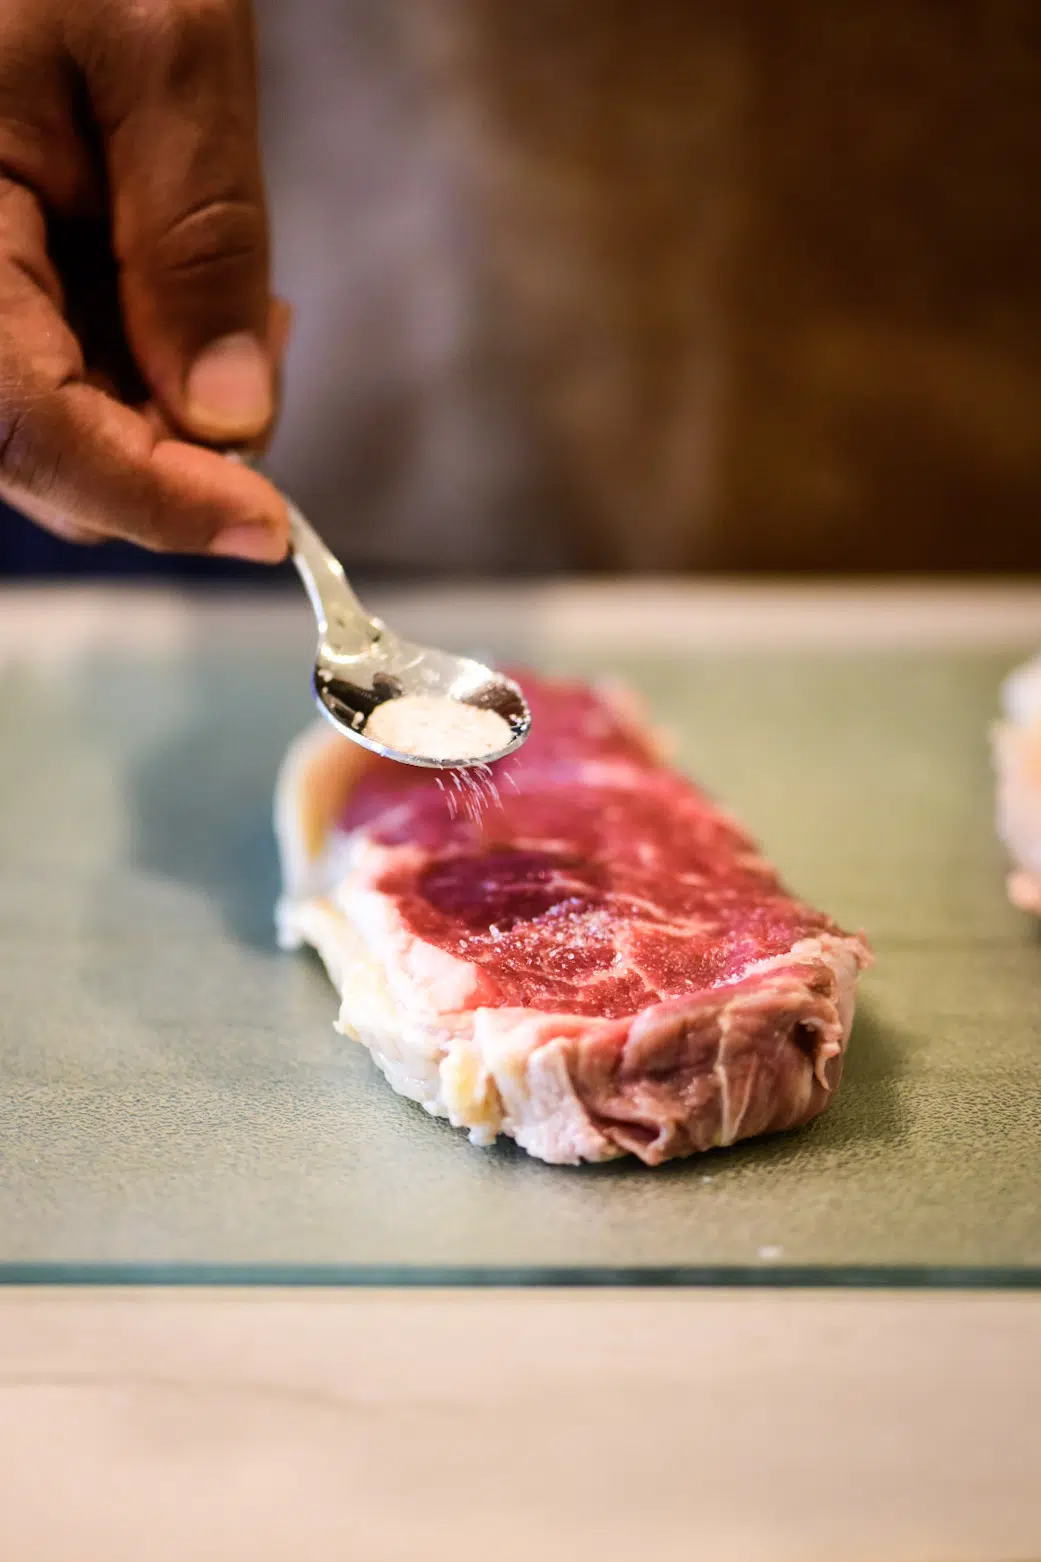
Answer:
(147, 511, 220, 556)
(126, 0, 236, 59)
(169, 0, 238, 66)
(150, 196, 267, 285)
(143, 198, 268, 320)
(0, 385, 61, 501)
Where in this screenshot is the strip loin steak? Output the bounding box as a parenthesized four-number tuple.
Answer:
(276, 675, 871, 1165)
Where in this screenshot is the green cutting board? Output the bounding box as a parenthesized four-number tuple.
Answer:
(1, 593, 1039, 1283)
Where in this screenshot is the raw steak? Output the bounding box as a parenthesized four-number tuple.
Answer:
(276, 675, 871, 1165)
(993, 651, 1041, 913)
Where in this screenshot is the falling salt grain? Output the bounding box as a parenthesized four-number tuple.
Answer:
(758, 1244, 783, 1261)
(364, 694, 512, 762)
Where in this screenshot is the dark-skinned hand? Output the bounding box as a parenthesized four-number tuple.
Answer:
(0, 0, 289, 561)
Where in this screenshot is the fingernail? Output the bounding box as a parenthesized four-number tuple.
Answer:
(186, 332, 272, 436)
(209, 524, 286, 564)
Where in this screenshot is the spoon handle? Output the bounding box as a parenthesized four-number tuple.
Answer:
(284, 497, 372, 644)
(225, 451, 376, 651)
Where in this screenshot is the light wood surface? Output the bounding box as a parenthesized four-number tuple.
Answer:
(0, 1289, 1037, 1562)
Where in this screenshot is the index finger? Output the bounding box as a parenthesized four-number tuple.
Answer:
(0, 176, 288, 558)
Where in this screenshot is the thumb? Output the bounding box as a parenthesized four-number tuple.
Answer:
(82, 0, 275, 443)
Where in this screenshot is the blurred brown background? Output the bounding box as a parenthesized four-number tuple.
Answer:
(259, 0, 1041, 576)
(6, 0, 1041, 578)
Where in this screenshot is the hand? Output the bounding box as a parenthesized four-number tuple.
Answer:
(0, 0, 289, 561)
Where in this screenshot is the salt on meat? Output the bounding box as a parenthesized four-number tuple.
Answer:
(275, 675, 872, 1165)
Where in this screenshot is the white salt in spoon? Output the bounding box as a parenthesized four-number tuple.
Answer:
(230, 457, 530, 768)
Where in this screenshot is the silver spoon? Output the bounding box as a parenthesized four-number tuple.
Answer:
(231, 458, 530, 768)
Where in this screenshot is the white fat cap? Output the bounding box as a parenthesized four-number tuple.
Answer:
(1002, 653, 1041, 727)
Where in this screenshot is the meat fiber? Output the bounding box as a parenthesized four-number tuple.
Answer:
(276, 675, 871, 1165)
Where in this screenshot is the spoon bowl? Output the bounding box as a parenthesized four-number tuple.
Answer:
(287, 496, 531, 768)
